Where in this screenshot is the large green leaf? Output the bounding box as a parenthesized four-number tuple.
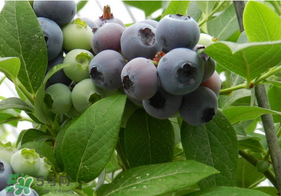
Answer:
(61, 94, 127, 182)
(222, 106, 281, 124)
(244, 1, 281, 42)
(124, 109, 174, 168)
(207, 4, 239, 41)
(0, 1, 47, 94)
(204, 40, 281, 82)
(181, 111, 238, 190)
(189, 186, 271, 196)
(102, 160, 218, 196)
(161, 0, 189, 19)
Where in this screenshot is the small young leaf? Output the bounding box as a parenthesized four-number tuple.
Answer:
(222, 106, 281, 124)
(161, 0, 189, 19)
(103, 160, 218, 196)
(181, 111, 238, 190)
(21, 129, 52, 145)
(124, 109, 174, 168)
(61, 94, 127, 182)
(237, 135, 266, 153)
(244, 1, 281, 42)
(0, 1, 47, 94)
(0, 57, 20, 82)
(204, 40, 281, 82)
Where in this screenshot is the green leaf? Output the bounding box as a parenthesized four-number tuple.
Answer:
(123, 1, 162, 17)
(21, 129, 52, 145)
(222, 106, 281, 124)
(77, 0, 88, 13)
(0, 111, 20, 124)
(268, 86, 281, 123)
(0, 1, 47, 94)
(218, 89, 251, 110)
(0, 97, 32, 112)
(61, 94, 127, 182)
(161, 0, 189, 19)
(204, 40, 281, 82)
(20, 141, 56, 171)
(244, 1, 281, 42)
(236, 157, 265, 188)
(103, 160, 218, 196)
(124, 109, 174, 168)
(253, 187, 279, 196)
(238, 135, 266, 153)
(186, 1, 202, 22)
(196, 1, 216, 16)
(207, 4, 239, 41)
(181, 111, 238, 190)
(0, 57, 20, 82)
(189, 186, 272, 196)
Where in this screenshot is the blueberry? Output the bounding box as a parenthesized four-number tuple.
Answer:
(155, 14, 200, 51)
(89, 50, 126, 90)
(91, 23, 125, 54)
(80, 17, 98, 29)
(120, 23, 161, 61)
(71, 78, 104, 113)
(62, 18, 93, 51)
(94, 5, 125, 27)
(180, 86, 218, 126)
(0, 158, 13, 192)
(33, 1, 76, 27)
(200, 70, 221, 97)
(157, 48, 204, 95)
(138, 19, 159, 28)
(143, 85, 183, 119)
(44, 83, 72, 114)
(121, 57, 158, 100)
(37, 17, 63, 61)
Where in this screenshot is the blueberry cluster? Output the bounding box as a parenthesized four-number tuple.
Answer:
(33, 1, 221, 126)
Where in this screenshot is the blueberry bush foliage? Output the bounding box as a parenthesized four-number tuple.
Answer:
(1, 0, 281, 196)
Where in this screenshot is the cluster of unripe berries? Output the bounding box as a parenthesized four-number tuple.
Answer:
(33, 1, 221, 126)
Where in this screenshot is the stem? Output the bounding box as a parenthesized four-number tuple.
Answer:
(254, 66, 281, 85)
(239, 150, 277, 188)
(255, 85, 281, 194)
(234, 1, 281, 194)
(271, 1, 281, 16)
(233, 1, 245, 32)
(15, 78, 35, 105)
(116, 141, 130, 170)
(219, 83, 248, 95)
(198, 1, 227, 27)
